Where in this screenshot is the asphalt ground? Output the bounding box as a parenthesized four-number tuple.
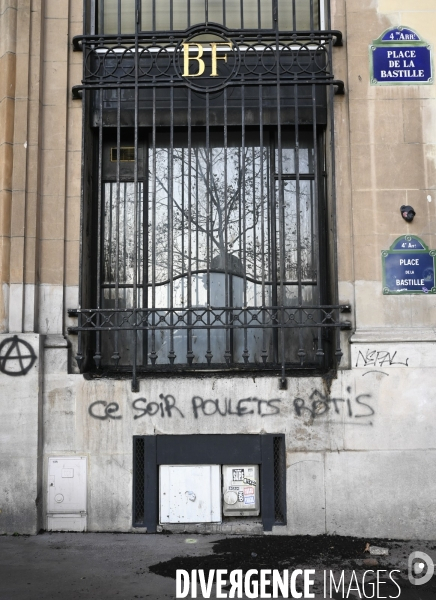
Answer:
(0, 533, 435, 600)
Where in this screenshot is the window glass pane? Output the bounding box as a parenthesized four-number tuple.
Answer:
(208, 0, 224, 25)
(100, 0, 135, 34)
(103, 182, 143, 285)
(243, 0, 259, 29)
(139, 0, 244, 30)
(100, 0, 117, 34)
(149, 130, 271, 286)
(104, 0, 318, 33)
(156, 0, 170, 30)
(173, 0, 188, 29)
(121, 0, 136, 33)
(276, 131, 314, 175)
(141, 0, 186, 31)
(190, 0, 206, 26)
(277, 180, 315, 283)
(224, 0, 241, 28)
(278, 0, 294, 30)
(260, 0, 273, 29)
(296, 0, 319, 29)
(141, 0, 153, 30)
(278, 0, 319, 31)
(99, 128, 321, 368)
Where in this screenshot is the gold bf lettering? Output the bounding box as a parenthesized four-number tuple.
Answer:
(183, 42, 233, 77)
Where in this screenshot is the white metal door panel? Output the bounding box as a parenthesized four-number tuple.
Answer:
(48, 457, 87, 513)
(160, 465, 221, 524)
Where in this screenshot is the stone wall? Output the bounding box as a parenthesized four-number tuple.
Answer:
(1, 0, 436, 537)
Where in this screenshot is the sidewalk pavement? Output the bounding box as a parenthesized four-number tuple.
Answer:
(0, 532, 435, 600)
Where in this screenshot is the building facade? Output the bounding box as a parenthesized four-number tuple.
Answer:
(1, 0, 436, 537)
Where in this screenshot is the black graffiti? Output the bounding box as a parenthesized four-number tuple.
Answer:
(192, 396, 281, 419)
(356, 349, 409, 368)
(133, 394, 185, 420)
(293, 388, 375, 422)
(362, 370, 389, 377)
(88, 401, 122, 420)
(0, 335, 37, 376)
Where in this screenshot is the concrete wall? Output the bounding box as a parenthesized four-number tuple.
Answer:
(41, 351, 436, 538)
(1, 0, 436, 537)
(0, 334, 42, 534)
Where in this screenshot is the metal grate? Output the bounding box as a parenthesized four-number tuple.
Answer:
(273, 434, 286, 523)
(133, 437, 145, 525)
(69, 1, 347, 390)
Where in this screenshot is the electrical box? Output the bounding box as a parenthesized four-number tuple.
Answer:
(47, 457, 87, 531)
(160, 465, 221, 524)
(222, 465, 260, 517)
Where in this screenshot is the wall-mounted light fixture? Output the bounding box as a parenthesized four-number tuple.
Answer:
(400, 205, 416, 222)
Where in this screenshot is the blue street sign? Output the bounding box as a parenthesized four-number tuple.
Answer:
(382, 236, 436, 295)
(370, 27, 433, 86)
(373, 46, 431, 83)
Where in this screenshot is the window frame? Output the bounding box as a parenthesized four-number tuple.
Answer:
(90, 0, 325, 36)
(94, 125, 328, 372)
(69, 0, 348, 390)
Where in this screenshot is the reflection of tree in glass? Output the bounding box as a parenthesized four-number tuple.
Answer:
(103, 182, 144, 287)
(151, 145, 315, 286)
(102, 151, 316, 298)
(281, 180, 316, 282)
(151, 145, 270, 284)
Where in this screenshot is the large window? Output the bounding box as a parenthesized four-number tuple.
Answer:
(97, 0, 321, 34)
(99, 127, 323, 368)
(71, 1, 345, 387)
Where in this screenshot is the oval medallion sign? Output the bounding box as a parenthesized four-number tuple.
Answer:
(174, 25, 240, 92)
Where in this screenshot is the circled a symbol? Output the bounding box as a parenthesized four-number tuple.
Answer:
(0, 335, 37, 377)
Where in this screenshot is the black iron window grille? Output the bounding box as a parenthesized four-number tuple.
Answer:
(133, 436, 145, 525)
(273, 434, 286, 523)
(69, 1, 348, 391)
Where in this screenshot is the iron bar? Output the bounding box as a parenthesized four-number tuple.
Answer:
(186, 88, 194, 365)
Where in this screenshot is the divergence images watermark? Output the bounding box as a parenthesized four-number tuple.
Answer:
(176, 568, 401, 599)
(175, 552, 435, 599)
(408, 551, 434, 586)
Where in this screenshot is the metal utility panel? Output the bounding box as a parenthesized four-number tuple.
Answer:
(160, 465, 221, 524)
(222, 465, 260, 517)
(47, 457, 87, 532)
(48, 457, 87, 512)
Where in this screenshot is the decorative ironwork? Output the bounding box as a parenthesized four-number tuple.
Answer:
(73, 25, 343, 94)
(69, 305, 347, 331)
(71, 1, 346, 390)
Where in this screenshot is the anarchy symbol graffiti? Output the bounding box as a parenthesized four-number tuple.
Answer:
(0, 335, 37, 376)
